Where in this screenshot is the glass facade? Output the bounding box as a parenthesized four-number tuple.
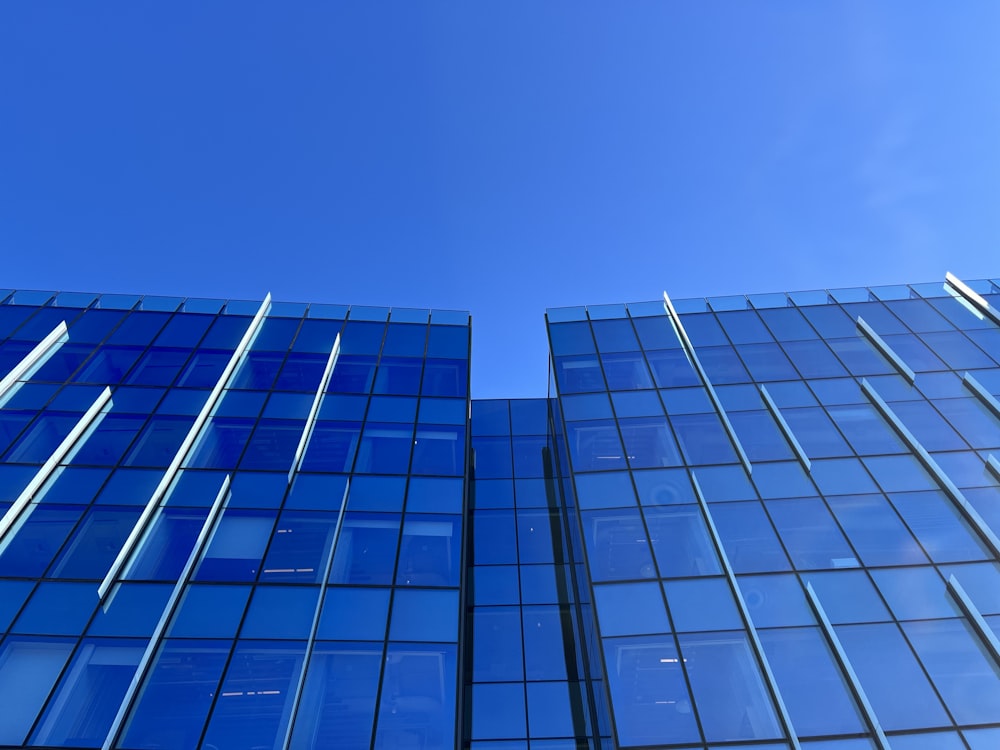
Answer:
(0, 275, 999, 750)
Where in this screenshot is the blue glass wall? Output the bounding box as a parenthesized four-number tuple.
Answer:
(547, 278, 1000, 750)
(2, 274, 1000, 750)
(0, 291, 471, 750)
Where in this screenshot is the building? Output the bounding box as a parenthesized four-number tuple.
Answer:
(0, 273, 999, 750)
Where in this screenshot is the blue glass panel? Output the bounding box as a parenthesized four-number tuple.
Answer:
(471, 400, 511, 436)
(678, 630, 781, 742)
(182, 417, 254, 469)
(373, 643, 457, 750)
(828, 404, 907, 455)
(241, 586, 319, 639)
(422, 358, 468, 397)
(620, 416, 684, 469)
(228, 471, 289, 509)
(632, 315, 679, 350)
(682, 313, 728, 346)
(407, 476, 464, 514)
(766, 498, 859, 569)
(169, 584, 251, 638)
(120, 639, 229, 750)
(888, 490, 989, 562)
(731, 412, 797, 465)
(664, 578, 741, 632)
(581, 508, 656, 581)
(328, 354, 377, 393)
(920, 330, 996, 369)
(214, 389, 267, 418)
(759, 627, 865, 736)
(870, 567, 958, 621)
(73, 346, 143, 384)
(317, 392, 367, 421)
(285, 473, 348, 511)
(95, 467, 161, 505)
(194, 508, 275, 582)
(711, 501, 790, 573)
(559, 393, 611, 423)
(412, 424, 465, 476)
(255, 317, 301, 351)
(644, 505, 721, 577)
(125, 507, 209, 581)
(827, 494, 927, 566)
(633, 467, 696, 505)
(933, 397, 1000, 451)
(965, 727, 1000, 750)
(167, 469, 229, 507)
(367, 395, 418, 423)
(260, 510, 337, 583)
(274, 352, 327, 391)
(835, 623, 950, 731)
(752, 461, 816, 500)
(263, 391, 314, 420)
(810, 458, 879, 496)
(0, 635, 75, 745)
(156, 387, 209, 415)
(903, 620, 1000, 724)
(200, 315, 251, 349)
(472, 510, 517, 565)
(426, 324, 468, 358)
(574, 471, 636, 510)
(292, 318, 342, 353)
(123, 414, 194, 467)
(0, 381, 56, 410)
(766, 379, 818, 407)
(317, 587, 390, 640)
(565, 420, 626, 472)
(330, 513, 401, 584)
(396, 515, 461, 586)
(471, 683, 526, 741)
(346, 475, 405, 512)
(517, 509, 557, 564)
(602, 636, 699, 746)
(28, 344, 94, 382)
(592, 319, 639, 353)
(239, 418, 304, 471)
(88, 583, 172, 637)
(153, 313, 212, 347)
(473, 479, 514, 509)
(549, 321, 596, 356)
(341, 320, 386, 355)
(694, 463, 758, 501)
(389, 588, 458, 641)
(601, 352, 653, 390)
(201, 641, 305, 750)
(32, 503, 133, 580)
(105, 311, 170, 345)
(0, 579, 33, 630)
(474, 565, 519, 606)
(553, 354, 605, 394)
(526, 681, 577, 739)
(13, 581, 96, 635)
(355, 422, 413, 474)
(738, 342, 800, 381)
(781, 339, 849, 378)
(383, 323, 428, 357)
(522, 606, 569, 680)
(512, 435, 547, 477)
(781, 407, 852, 458)
(3, 412, 80, 463)
(299, 421, 361, 473)
(595, 582, 669, 636)
(803, 570, 890, 623)
(0, 504, 83, 577)
(289, 642, 383, 750)
(230, 351, 285, 390)
(737, 574, 814, 627)
(943, 562, 1000, 614)
(670, 413, 738, 465)
(125, 347, 191, 386)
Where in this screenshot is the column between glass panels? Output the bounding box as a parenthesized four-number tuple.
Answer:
(663, 290, 752, 473)
(0, 385, 112, 542)
(945, 272, 1000, 326)
(287, 333, 340, 481)
(946, 575, 1000, 669)
(691, 475, 802, 750)
(805, 583, 892, 750)
(856, 316, 916, 383)
(861, 378, 1000, 559)
(98, 294, 272, 601)
(280, 477, 351, 750)
(759, 385, 812, 471)
(962, 372, 1000, 419)
(0, 319, 68, 406)
(101, 475, 232, 750)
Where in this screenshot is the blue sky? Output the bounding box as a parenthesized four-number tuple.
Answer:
(1, 2, 998, 398)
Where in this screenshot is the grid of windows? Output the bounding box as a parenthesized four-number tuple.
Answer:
(1, 275, 999, 750)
